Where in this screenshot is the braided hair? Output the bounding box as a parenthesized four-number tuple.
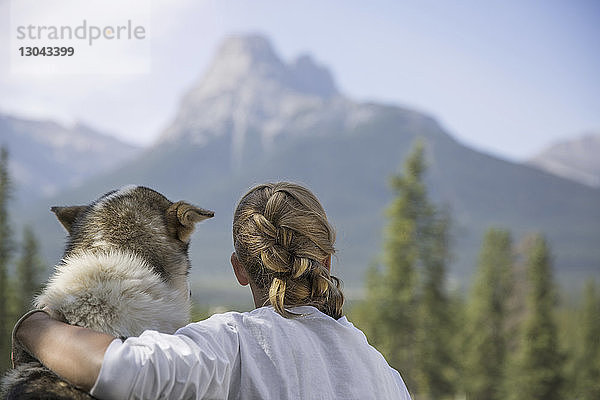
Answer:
(232, 182, 344, 319)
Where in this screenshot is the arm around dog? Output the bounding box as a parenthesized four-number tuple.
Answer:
(90, 315, 240, 399)
(15, 310, 115, 392)
(16, 309, 241, 399)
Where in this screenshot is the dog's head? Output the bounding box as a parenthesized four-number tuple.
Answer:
(49, 185, 214, 322)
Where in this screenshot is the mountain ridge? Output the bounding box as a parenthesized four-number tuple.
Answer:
(11, 34, 600, 294)
(0, 113, 141, 202)
(528, 131, 600, 188)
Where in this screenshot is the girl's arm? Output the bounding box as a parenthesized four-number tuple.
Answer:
(15, 311, 116, 392)
(15, 311, 239, 399)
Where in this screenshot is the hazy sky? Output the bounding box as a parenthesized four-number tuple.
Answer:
(1, 0, 598, 160)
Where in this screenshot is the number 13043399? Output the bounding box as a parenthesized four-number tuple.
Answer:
(18, 46, 75, 56)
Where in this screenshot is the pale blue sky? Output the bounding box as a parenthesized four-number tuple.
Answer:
(1, 0, 598, 160)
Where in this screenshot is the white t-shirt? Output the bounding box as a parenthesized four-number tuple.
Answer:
(90, 306, 411, 400)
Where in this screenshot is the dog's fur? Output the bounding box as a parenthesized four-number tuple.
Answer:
(1, 186, 213, 399)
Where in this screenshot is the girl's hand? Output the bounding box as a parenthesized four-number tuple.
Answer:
(11, 309, 115, 391)
(11, 309, 52, 368)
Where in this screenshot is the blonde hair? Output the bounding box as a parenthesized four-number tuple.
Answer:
(233, 182, 344, 319)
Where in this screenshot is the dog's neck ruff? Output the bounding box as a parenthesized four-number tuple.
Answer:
(35, 250, 191, 337)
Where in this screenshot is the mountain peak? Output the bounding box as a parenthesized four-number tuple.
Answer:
(290, 53, 337, 98)
(159, 34, 346, 148)
(216, 34, 282, 67)
(186, 33, 339, 101)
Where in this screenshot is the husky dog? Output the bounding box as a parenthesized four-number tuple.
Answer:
(1, 185, 214, 399)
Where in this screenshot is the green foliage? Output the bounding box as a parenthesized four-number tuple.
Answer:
(0, 148, 46, 375)
(414, 208, 454, 399)
(506, 234, 563, 400)
(463, 228, 513, 400)
(16, 226, 45, 314)
(354, 141, 456, 398)
(353, 140, 592, 399)
(556, 302, 580, 398)
(0, 147, 14, 372)
(574, 280, 600, 399)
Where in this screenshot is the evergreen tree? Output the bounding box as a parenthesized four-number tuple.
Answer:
(414, 206, 454, 400)
(575, 279, 600, 399)
(507, 234, 563, 400)
(463, 228, 513, 400)
(16, 226, 45, 314)
(355, 145, 421, 391)
(355, 141, 455, 398)
(0, 147, 13, 372)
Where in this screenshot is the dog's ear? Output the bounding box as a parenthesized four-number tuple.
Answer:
(166, 201, 214, 242)
(51, 206, 87, 234)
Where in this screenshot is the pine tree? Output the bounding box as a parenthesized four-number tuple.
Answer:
(575, 279, 600, 399)
(507, 234, 563, 400)
(463, 228, 513, 400)
(354, 141, 455, 398)
(16, 226, 45, 314)
(355, 145, 421, 391)
(414, 206, 454, 400)
(0, 147, 13, 372)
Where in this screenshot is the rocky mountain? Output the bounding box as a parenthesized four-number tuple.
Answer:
(0, 114, 141, 201)
(528, 132, 600, 188)
(159, 34, 378, 169)
(22, 34, 600, 298)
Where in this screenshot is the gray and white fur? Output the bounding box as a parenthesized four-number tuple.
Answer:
(1, 186, 214, 399)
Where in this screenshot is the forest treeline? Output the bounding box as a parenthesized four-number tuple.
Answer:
(351, 142, 600, 400)
(0, 144, 599, 399)
(0, 147, 46, 374)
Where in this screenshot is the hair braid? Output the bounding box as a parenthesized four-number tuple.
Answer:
(233, 182, 345, 319)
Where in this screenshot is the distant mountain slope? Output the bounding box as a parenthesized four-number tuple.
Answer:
(528, 132, 600, 187)
(158, 34, 376, 170)
(0, 114, 141, 202)
(25, 34, 600, 293)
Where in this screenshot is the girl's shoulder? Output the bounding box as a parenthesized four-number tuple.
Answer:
(178, 305, 358, 344)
